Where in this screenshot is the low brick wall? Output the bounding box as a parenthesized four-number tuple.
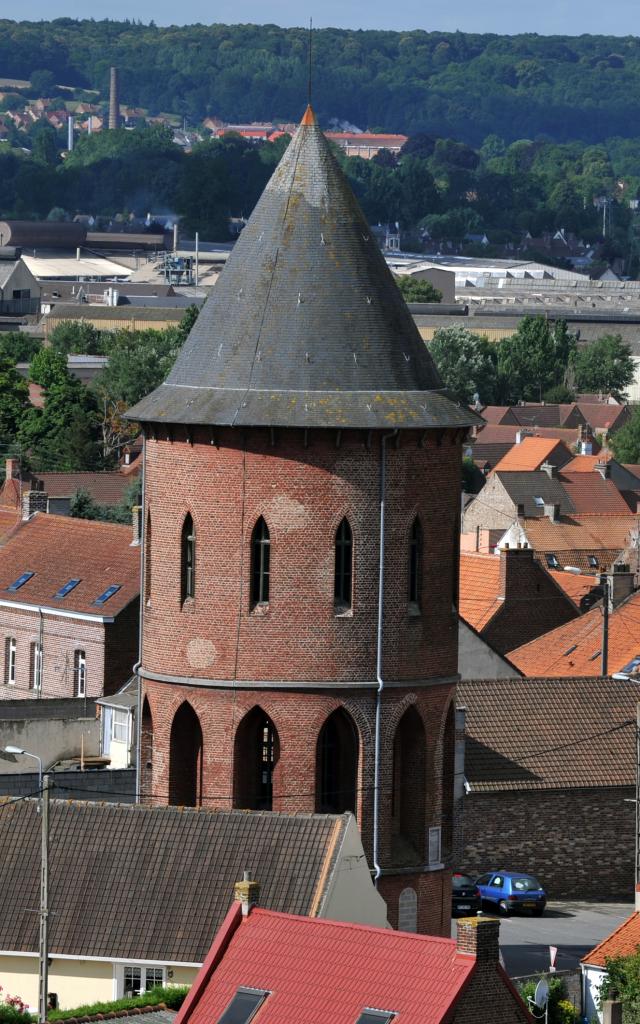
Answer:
(461, 786, 634, 901)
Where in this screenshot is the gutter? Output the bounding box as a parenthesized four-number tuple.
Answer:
(373, 429, 398, 885)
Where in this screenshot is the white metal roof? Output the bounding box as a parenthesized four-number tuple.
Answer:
(23, 255, 133, 280)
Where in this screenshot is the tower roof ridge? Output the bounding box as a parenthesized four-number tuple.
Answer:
(127, 108, 478, 430)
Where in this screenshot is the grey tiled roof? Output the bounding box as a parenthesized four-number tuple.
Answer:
(0, 801, 347, 963)
(496, 471, 574, 517)
(458, 676, 640, 792)
(127, 110, 477, 431)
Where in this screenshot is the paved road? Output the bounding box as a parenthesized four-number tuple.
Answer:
(451, 902, 633, 977)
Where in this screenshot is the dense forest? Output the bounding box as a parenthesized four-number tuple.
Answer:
(4, 20, 640, 143)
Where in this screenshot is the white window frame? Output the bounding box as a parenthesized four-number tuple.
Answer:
(115, 964, 166, 998)
(111, 708, 130, 744)
(6, 638, 16, 685)
(75, 650, 87, 698)
(31, 642, 42, 693)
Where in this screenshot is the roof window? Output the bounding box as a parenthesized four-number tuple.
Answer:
(545, 554, 560, 569)
(54, 578, 81, 600)
(7, 571, 35, 592)
(589, 651, 601, 662)
(94, 584, 121, 606)
(356, 1012, 397, 1024)
(588, 555, 598, 568)
(216, 987, 270, 1024)
(533, 496, 545, 507)
(563, 645, 577, 656)
(621, 656, 640, 674)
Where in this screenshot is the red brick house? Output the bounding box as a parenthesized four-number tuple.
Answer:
(0, 514, 139, 699)
(125, 105, 479, 936)
(173, 878, 531, 1024)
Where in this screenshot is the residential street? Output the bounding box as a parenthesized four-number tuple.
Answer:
(452, 903, 633, 977)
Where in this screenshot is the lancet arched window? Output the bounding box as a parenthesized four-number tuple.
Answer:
(408, 517, 422, 606)
(251, 517, 270, 606)
(181, 514, 195, 603)
(334, 518, 353, 610)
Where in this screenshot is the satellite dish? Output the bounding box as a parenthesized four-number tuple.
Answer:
(534, 980, 549, 1009)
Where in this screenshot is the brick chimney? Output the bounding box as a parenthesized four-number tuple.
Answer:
(543, 502, 560, 522)
(499, 544, 534, 602)
(4, 458, 18, 481)
(22, 490, 47, 520)
(610, 565, 634, 609)
(635, 883, 640, 911)
(234, 872, 259, 916)
(131, 505, 142, 546)
(456, 916, 501, 964)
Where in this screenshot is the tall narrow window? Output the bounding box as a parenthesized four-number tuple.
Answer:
(251, 517, 270, 606)
(181, 514, 195, 603)
(408, 517, 422, 606)
(30, 641, 42, 692)
(145, 510, 152, 604)
(4, 638, 16, 685)
(74, 649, 87, 697)
(233, 707, 279, 810)
(316, 708, 358, 814)
(334, 518, 353, 610)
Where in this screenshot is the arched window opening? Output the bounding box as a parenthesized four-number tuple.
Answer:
(145, 510, 152, 604)
(168, 702, 203, 807)
(442, 704, 455, 860)
(391, 707, 427, 863)
(316, 708, 358, 814)
(233, 707, 279, 810)
(334, 518, 353, 610)
(140, 697, 153, 803)
(398, 887, 418, 933)
(251, 517, 270, 606)
(181, 514, 195, 603)
(408, 517, 422, 606)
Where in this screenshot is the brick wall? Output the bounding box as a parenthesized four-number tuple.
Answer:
(453, 918, 531, 1023)
(0, 602, 138, 700)
(462, 476, 515, 534)
(140, 424, 465, 936)
(461, 787, 635, 900)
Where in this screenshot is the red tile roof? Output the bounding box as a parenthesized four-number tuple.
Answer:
(558, 472, 631, 515)
(0, 513, 139, 616)
(33, 471, 138, 505)
(491, 437, 572, 473)
(0, 507, 21, 545)
(522, 514, 637, 555)
(549, 570, 599, 606)
(582, 910, 640, 967)
(562, 454, 612, 473)
(508, 590, 640, 677)
(459, 553, 502, 630)
(576, 403, 629, 432)
(178, 906, 478, 1024)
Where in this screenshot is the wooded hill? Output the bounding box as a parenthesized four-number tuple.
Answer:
(2, 20, 640, 143)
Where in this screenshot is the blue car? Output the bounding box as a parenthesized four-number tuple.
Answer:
(475, 871, 547, 916)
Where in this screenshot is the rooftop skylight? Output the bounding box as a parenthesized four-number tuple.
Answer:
(356, 1011, 397, 1024)
(54, 578, 81, 600)
(94, 584, 121, 607)
(216, 988, 269, 1024)
(6, 571, 34, 593)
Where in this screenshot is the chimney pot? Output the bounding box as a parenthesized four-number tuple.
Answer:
(22, 490, 48, 521)
(456, 917, 501, 963)
(5, 458, 17, 481)
(234, 874, 260, 916)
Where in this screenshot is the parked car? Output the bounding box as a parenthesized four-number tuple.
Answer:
(452, 872, 482, 915)
(475, 871, 546, 916)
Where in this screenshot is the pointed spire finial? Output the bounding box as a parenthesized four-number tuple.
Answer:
(308, 17, 313, 105)
(301, 104, 317, 126)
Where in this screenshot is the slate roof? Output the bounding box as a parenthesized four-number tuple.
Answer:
(491, 437, 572, 473)
(496, 471, 573, 517)
(0, 801, 348, 963)
(45, 304, 185, 323)
(508, 590, 640, 678)
(458, 676, 640, 792)
(127, 107, 476, 431)
(177, 907, 477, 1024)
(0, 514, 139, 617)
(582, 911, 640, 967)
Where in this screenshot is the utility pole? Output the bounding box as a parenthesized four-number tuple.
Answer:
(38, 774, 49, 1024)
(600, 573, 609, 676)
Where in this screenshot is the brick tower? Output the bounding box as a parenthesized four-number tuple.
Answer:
(127, 106, 477, 936)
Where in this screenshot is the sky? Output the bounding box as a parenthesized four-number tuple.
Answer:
(17, 0, 640, 34)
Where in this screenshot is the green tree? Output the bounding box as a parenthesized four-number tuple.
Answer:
(572, 334, 635, 398)
(49, 320, 106, 355)
(496, 316, 576, 403)
(29, 348, 70, 390)
(600, 948, 640, 1022)
(0, 357, 30, 446)
(610, 407, 640, 464)
(29, 68, 56, 96)
(0, 333, 41, 364)
(429, 326, 498, 405)
(30, 122, 59, 167)
(394, 275, 442, 303)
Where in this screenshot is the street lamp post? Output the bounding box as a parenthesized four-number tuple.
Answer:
(2, 745, 43, 800)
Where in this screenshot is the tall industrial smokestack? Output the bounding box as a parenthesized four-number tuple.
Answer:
(67, 115, 74, 151)
(108, 67, 120, 130)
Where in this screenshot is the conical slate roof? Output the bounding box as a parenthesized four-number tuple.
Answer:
(127, 107, 476, 430)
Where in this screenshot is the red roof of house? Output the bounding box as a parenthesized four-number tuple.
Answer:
(508, 590, 640, 677)
(582, 910, 640, 967)
(176, 904, 482, 1024)
(576, 403, 629, 432)
(325, 132, 408, 144)
(562, 454, 613, 473)
(459, 553, 502, 630)
(559, 471, 631, 515)
(0, 513, 139, 616)
(33, 471, 138, 505)
(549, 570, 599, 606)
(491, 437, 572, 473)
